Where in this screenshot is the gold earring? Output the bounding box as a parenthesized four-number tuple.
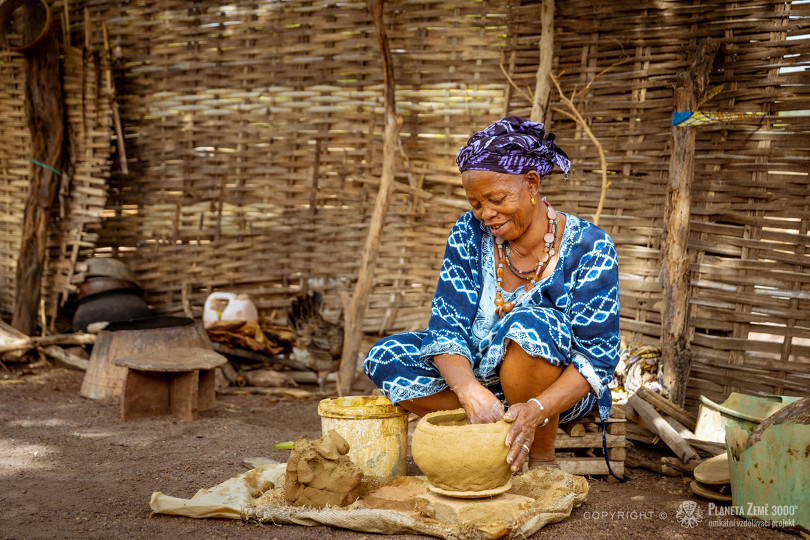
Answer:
(531, 196, 536, 205)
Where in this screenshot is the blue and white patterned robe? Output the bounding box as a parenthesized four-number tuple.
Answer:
(364, 211, 620, 422)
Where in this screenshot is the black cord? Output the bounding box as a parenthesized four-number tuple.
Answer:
(602, 421, 631, 482)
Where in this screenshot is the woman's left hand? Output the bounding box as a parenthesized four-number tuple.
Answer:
(503, 401, 546, 472)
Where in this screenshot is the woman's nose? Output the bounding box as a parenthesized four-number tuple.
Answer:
(481, 204, 497, 220)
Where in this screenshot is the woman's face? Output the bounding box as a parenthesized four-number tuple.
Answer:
(461, 170, 537, 240)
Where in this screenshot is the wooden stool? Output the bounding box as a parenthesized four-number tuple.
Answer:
(113, 347, 227, 421)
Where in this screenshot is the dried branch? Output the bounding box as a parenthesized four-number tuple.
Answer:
(550, 73, 610, 226)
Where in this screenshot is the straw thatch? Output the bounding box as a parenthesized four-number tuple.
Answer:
(0, 0, 808, 410)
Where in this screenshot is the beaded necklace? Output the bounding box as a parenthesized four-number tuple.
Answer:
(493, 198, 559, 318)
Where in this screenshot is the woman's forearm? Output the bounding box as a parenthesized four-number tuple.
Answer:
(433, 354, 478, 393)
(434, 353, 503, 423)
(535, 363, 592, 417)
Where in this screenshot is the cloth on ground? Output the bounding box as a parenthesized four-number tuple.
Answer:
(150, 463, 588, 539)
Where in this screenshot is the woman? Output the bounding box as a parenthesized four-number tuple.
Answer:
(364, 116, 620, 473)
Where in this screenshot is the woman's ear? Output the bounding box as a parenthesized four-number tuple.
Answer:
(524, 170, 541, 197)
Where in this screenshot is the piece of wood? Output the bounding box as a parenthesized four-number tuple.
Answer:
(608, 447, 626, 461)
(217, 386, 325, 399)
(12, 1, 65, 335)
(197, 369, 217, 411)
(563, 423, 586, 437)
(660, 38, 722, 407)
(242, 368, 297, 388)
(625, 447, 678, 477)
(0, 332, 96, 354)
(42, 345, 89, 371)
(554, 432, 625, 449)
(636, 386, 697, 431)
(627, 393, 698, 462)
(661, 456, 704, 473)
(121, 370, 170, 420)
(530, 0, 554, 123)
(113, 348, 226, 372)
(337, 0, 402, 396)
(607, 422, 626, 435)
(211, 343, 307, 371)
(557, 457, 625, 476)
(169, 370, 199, 422)
(662, 415, 727, 457)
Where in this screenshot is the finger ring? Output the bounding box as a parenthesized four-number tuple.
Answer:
(521, 444, 530, 453)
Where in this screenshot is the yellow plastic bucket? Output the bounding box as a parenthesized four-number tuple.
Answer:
(318, 395, 408, 478)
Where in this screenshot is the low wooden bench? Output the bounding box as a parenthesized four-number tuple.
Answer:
(113, 347, 227, 421)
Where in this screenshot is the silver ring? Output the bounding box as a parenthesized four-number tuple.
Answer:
(521, 444, 530, 453)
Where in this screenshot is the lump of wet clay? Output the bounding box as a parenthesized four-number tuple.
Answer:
(412, 408, 511, 492)
(284, 429, 363, 508)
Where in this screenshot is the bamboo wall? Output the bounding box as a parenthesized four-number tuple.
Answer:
(0, 0, 808, 411)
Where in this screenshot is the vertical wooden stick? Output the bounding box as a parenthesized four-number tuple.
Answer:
(337, 0, 401, 396)
(661, 39, 720, 406)
(530, 0, 554, 123)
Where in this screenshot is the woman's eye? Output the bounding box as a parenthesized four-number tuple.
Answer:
(491, 197, 505, 205)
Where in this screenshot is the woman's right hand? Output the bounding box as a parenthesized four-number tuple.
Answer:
(455, 382, 504, 424)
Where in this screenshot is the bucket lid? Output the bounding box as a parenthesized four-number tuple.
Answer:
(318, 395, 407, 419)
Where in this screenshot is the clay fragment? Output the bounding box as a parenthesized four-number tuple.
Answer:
(284, 429, 363, 508)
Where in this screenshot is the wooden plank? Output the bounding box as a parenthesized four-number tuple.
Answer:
(636, 386, 697, 430)
(554, 432, 625, 449)
(558, 457, 625, 476)
(121, 370, 169, 420)
(627, 393, 698, 463)
(197, 369, 217, 411)
(169, 370, 199, 422)
(663, 416, 727, 457)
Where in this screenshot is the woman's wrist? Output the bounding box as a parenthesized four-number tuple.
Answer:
(527, 397, 550, 427)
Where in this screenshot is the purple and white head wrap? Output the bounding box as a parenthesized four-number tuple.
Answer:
(456, 115, 570, 178)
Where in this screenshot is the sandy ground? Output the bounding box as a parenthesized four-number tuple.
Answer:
(0, 366, 800, 540)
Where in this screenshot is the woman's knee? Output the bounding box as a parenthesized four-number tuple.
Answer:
(500, 341, 563, 391)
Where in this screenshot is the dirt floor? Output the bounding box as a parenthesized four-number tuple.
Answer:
(0, 366, 801, 540)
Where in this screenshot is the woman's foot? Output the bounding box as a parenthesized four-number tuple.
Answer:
(527, 458, 561, 470)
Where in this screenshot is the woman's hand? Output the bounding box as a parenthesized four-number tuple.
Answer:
(455, 382, 504, 424)
(503, 401, 547, 472)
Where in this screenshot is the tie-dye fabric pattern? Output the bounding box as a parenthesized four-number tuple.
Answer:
(364, 211, 620, 421)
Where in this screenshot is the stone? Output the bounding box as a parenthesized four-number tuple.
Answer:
(415, 491, 535, 525)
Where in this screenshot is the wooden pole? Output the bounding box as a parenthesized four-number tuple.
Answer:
(337, 0, 401, 396)
(530, 0, 554, 123)
(660, 39, 720, 406)
(12, 2, 65, 335)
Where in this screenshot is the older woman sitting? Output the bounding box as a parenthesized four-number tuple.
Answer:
(364, 116, 620, 473)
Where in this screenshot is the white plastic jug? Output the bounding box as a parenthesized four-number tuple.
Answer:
(203, 292, 259, 327)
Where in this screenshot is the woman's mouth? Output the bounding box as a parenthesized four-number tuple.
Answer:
(488, 222, 507, 235)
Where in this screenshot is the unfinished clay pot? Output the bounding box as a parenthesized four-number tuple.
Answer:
(412, 408, 511, 494)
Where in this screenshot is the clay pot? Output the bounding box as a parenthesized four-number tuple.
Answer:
(77, 276, 140, 300)
(83, 257, 138, 284)
(411, 408, 512, 493)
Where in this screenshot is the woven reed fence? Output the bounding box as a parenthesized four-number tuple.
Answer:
(0, 0, 807, 411)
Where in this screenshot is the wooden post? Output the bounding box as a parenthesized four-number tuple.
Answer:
(660, 39, 720, 406)
(12, 2, 65, 335)
(337, 0, 401, 396)
(530, 0, 554, 123)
